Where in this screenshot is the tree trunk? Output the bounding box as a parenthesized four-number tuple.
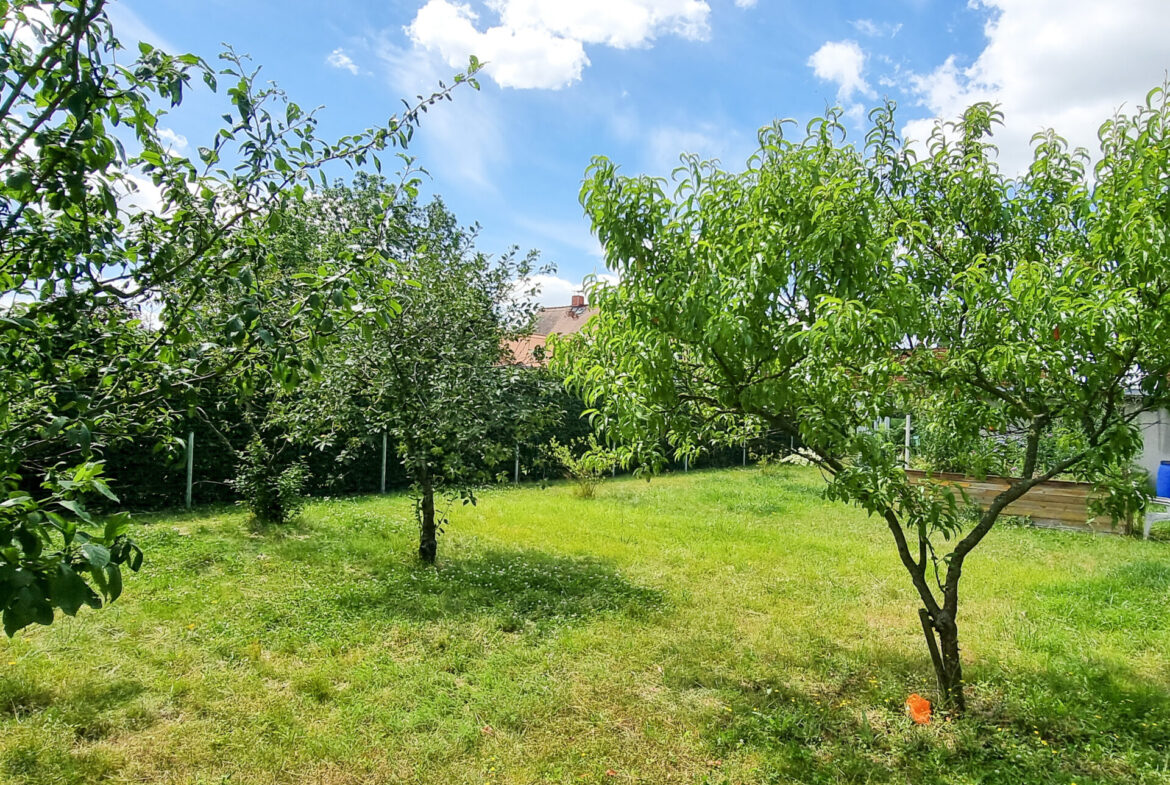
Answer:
(418, 469, 437, 564)
(919, 608, 966, 713)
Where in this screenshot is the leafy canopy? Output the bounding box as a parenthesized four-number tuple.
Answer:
(559, 87, 1170, 709)
(288, 179, 548, 561)
(0, 0, 479, 633)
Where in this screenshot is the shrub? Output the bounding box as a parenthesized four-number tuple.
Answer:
(231, 437, 308, 526)
(545, 436, 616, 499)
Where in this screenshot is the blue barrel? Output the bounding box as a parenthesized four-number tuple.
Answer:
(1158, 461, 1170, 498)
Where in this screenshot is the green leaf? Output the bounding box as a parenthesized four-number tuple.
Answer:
(4, 585, 54, 636)
(81, 543, 111, 570)
(105, 564, 123, 603)
(57, 499, 94, 524)
(47, 565, 99, 616)
(6, 169, 30, 192)
(91, 478, 119, 503)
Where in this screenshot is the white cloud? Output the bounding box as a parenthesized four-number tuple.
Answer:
(4, 5, 49, 49)
(119, 173, 165, 215)
(6, 5, 178, 55)
(842, 102, 866, 125)
(405, 0, 711, 90)
(158, 128, 188, 152)
(517, 273, 619, 307)
(326, 47, 360, 75)
(807, 40, 874, 102)
(521, 273, 581, 307)
(903, 0, 1170, 174)
(734, 0, 758, 8)
(489, 0, 709, 47)
(851, 18, 902, 37)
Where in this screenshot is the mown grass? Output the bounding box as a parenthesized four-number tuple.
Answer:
(2, 465, 1169, 784)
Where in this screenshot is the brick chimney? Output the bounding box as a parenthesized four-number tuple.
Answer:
(571, 294, 585, 307)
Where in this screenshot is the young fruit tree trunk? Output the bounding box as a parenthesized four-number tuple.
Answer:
(909, 474, 1044, 714)
(919, 609, 966, 713)
(418, 467, 437, 564)
(887, 505, 978, 714)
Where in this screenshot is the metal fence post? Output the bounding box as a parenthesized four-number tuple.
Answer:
(381, 432, 388, 494)
(185, 430, 194, 510)
(904, 414, 911, 469)
(514, 441, 520, 484)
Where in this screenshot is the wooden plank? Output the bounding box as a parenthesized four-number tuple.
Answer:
(1005, 499, 1092, 511)
(905, 470, 1094, 491)
(1031, 518, 1127, 534)
(920, 488, 1092, 511)
(1004, 505, 1090, 519)
(903, 470, 1125, 533)
(1006, 501, 1089, 510)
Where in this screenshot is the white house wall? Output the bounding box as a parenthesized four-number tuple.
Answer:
(1136, 408, 1170, 492)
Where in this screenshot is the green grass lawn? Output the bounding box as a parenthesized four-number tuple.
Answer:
(3, 466, 1170, 784)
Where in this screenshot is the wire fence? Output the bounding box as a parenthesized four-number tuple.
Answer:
(125, 429, 797, 512)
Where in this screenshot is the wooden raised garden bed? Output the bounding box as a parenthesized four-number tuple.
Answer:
(905, 470, 1129, 535)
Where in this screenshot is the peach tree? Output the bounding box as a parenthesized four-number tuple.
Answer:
(559, 89, 1170, 711)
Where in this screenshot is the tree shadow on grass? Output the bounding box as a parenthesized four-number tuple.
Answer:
(0, 673, 148, 785)
(256, 547, 666, 637)
(418, 548, 665, 623)
(667, 564, 1170, 785)
(677, 643, 1170, 785)
(0, 675, 143, 724)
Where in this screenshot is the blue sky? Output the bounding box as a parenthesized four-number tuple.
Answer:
(111, 0, 1170, 304)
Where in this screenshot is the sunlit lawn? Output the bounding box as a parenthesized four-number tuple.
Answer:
(2, 465, 1169, 784)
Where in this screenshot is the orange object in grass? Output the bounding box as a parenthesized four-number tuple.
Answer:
(906, 694, 932, 724)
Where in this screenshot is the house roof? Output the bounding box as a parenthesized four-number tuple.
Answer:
(504, 334, 550, 367)
(504, 301, 598, 367)
(531, 304, 597, 337)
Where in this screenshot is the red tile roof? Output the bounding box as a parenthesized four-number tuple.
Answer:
(504, 302, 598, 367)
(532, 304, 597, 336)
(504, 333, 551, 367)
